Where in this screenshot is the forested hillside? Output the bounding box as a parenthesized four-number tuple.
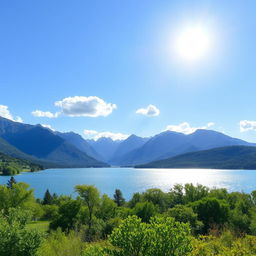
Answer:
(138, 146, 256, 169)
(0, 152, 42, 175)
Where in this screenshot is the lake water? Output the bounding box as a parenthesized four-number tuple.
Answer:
(1, 168, 256, 199)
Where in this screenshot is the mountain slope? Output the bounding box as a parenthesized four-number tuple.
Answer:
(0, 117, 107, 167)
(114, 130, 255, 166)
(87, 137, 122, 162)
(109, 135, 149, 165)
(114, 131, 195, 166)
(137, 146, 256, 169)
(56, 131, 103, 161)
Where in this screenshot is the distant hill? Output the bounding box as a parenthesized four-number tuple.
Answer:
(0, 151, 42, 175)
(112, 130, 254, 166)
(0, 117, 107, 168)
(137, 146, 256, 169)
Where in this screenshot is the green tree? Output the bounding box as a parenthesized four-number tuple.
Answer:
(114, 189, 125, 206)
(50, 198, 81, 231)
(75, 185, 100, 241)
(142, 188, 168, 212)
(166, 205, 203, 234)
(0, 208, 43, 256)
(6, 176, 17, 189)
(43, 189, 53, 205)
(133, 201, 158, 223)
(0, 182, 35, 214)
(191, 197, 230, 233)
(184, 184, 209, 204)
(97, 194, 117, 221)
(108, 215, 192, 256)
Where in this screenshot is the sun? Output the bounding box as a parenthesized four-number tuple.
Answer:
(175, 25, 211, 61)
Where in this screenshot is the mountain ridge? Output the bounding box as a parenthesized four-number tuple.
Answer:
(136, 145, 256, 169)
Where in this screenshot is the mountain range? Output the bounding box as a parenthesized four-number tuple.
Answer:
(0, 117, 106, 168)
(136, 146, 256, 169)
(85, 129, 254, 166)
(0, 116, 256, 169)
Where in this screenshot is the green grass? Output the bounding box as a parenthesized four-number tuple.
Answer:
(27, 220, 50, 232)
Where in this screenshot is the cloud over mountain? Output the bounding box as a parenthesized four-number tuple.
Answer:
(0, 105, 23, 123)
(136, 104, 160, 117)
(84, 129, 129, 141)
(32, 110, 60, 118)
(165, 122, 215, 134)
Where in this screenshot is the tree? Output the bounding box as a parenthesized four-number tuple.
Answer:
(0, 208, 43, 256)
(107, 215, 192, 256)
(183, 184, 209, 204)
(43, 189, 53, 205)
(2, 165, 20, 176)
(97, 194, 117, 221)
(50, 198, 81, 232)
(0, 182, 35, 214)
(75, 185, 100, 241)
(6, 176, 17, 189)
(191, 197, 230, 233)
(133, 201, 158, 223)
(142, 188, 168, 212)
(166, 205, 203, 234)
(114, 189, 125, 206)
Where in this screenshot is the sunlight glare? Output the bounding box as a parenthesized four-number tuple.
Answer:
(175, 25, 211, 61)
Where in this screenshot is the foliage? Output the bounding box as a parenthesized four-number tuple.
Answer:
(113, 189, 125, 207)
(166, 204, 203, 234)
(43, 189, 54, 205)
(36, 229, 84, 256)
(0, 208, 43, 256)
(191, 197, 230, 233)
(2, 181, 256, 255)
(0, 182, 36, 214)
(108, 215, 192, 256)
(75, 185, 101, 241)
(132, 201, 158, 222)
(50, 198, 81, 231)
(0, 152, 42, 175)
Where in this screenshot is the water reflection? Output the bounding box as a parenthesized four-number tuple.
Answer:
(0, 168, 256, 199)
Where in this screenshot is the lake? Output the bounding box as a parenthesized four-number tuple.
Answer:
(1, 167, 256, 199)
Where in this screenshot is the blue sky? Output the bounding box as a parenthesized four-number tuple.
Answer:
(0, 0, 256, 141)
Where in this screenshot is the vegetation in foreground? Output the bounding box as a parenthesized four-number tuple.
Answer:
(1, 178, 256, 255)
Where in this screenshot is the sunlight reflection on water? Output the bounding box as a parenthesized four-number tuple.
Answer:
(0, 168, 256, 199)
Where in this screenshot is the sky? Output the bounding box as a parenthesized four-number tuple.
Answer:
(0, 0, 256, 141)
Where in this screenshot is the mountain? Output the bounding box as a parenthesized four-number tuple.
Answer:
(56, 131, 103, 161)
(109, 135, 149, 165)
(0, 136, 35, 160)
(137, 146, 256, 169)
(0, 117, 107, 168)
(87, 137, 122, 162)
(113, 130, 255, 166)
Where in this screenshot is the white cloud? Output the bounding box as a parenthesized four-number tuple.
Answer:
(0, 105, 23, 123)
(83, 129, 129, 141)
(240, 120, 256, 132)
(41, 124, 55, 131)
(136, 104, 160, 117)
(32, 110, 59, 118)
(55, 96, 117, 117)
(165, 122, 215, 134)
